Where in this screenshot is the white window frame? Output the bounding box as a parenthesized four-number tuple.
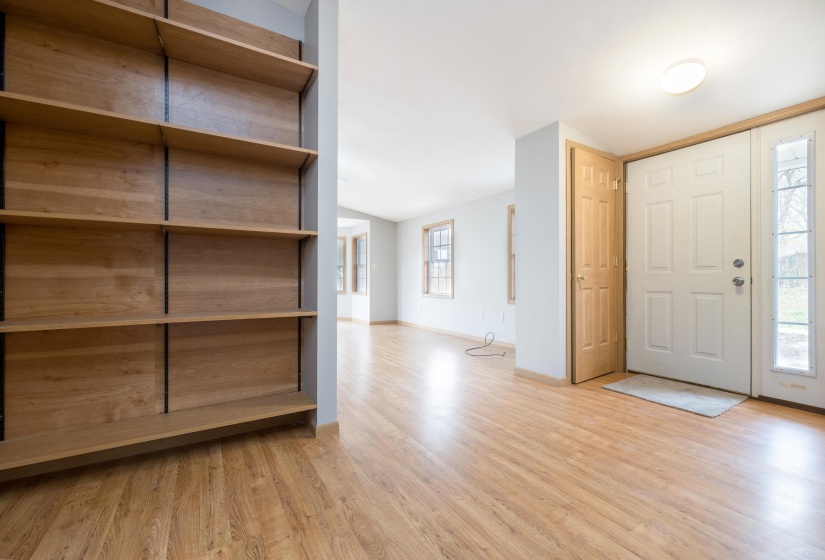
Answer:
(771, 132, 816, 376)
(508, 204, 515, 304)
(336, 236, 346, 294)
(422, 220, 454, 298)
(353, 233, 367, 295)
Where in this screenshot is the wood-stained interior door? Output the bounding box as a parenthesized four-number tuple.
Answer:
(572, 147, 618, 382)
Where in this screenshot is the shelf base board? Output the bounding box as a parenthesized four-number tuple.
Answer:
(0, 392, 317, 483)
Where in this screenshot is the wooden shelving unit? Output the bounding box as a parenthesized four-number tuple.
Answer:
(0, 0, 320, 480)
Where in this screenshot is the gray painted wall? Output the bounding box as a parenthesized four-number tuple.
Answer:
(186, 0, 305, 40)
(338, 207, 398, 323)
(397, 190, 516, 344)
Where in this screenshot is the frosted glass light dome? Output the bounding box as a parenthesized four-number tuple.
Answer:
(661, 60, 706, 95)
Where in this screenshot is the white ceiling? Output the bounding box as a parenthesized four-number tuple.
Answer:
(338, 0, 825, 222)
(271, 0, 311, 17)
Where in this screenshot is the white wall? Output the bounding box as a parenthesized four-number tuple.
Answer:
(397, 190, 516, 345)
(301, 0, 338, 427)
(349, 221, 371, 322)
(338, 207, 398, 323)
(186, 0, 305, 40)
(336, 226, 352, 318)
(514, 121, 610, 381)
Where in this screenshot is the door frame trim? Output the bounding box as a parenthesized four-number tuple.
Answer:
(566, 141, 625, 383)
(619, 96, 825, 163)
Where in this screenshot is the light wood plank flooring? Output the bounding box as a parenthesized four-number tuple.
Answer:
(1, 321, 825, 559)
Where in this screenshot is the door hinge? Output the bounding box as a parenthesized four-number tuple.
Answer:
(614, 256, 618, 267)
(625, 260, 628, 272)
(625, 182, 628, 194)
(615, 333, 618, 343)
(613, 179, 618, 191)
(625, 338, 628, 350)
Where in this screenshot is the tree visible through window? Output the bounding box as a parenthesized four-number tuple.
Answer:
(423, 220, 453, 297)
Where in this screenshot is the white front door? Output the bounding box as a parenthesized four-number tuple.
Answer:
(758, 110, 825, 408)
(627, 132, 752, 394)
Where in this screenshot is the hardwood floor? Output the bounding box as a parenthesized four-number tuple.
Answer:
(1, 321, 825, 559)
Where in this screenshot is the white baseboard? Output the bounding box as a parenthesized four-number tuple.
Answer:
(397, 320, 516, 350)
(514, 367, 569, 386)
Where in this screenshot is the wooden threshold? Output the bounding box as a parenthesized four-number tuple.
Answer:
(0, 392, 317, 481)
(163, 220, 317, 239)
(155, 19, 316, 92)
(0, 92, 317, 168)
(0, 309, 318, 333)
(0, 0, 318, 93)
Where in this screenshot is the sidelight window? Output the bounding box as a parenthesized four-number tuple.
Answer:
(773, 134, 815, 375)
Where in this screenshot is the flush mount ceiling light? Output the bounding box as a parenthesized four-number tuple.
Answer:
(661, 59, 706, 95)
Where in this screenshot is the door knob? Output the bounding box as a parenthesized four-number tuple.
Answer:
(576, 274, 588, 282)
(732, 276, 745, 286)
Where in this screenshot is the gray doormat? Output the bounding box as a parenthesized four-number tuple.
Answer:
(603, 374, 748, 418)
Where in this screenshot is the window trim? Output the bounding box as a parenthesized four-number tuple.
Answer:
(336, 236, 347, 294)
(508, 204, 515, 304)
(422, 219, 454, 299)
(352, 232, 368, 296)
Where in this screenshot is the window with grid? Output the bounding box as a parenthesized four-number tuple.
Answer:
(354, 234, 367, 295)
(336, 237, 346, 293)
(508, 205, 515, 303)
(773, 134, 815, 375)
(423, 221, 453, 297)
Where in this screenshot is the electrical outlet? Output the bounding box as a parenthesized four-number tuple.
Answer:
(480, 310, 485, 319)
(499, 313, 505, 322)
(371, 263, 379, 271)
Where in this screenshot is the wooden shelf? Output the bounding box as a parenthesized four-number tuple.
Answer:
(0, 92, 317, 167)
(156, 19, 316, 92)
(0, 0, 318, 93)
(0, 91, 163, 145)
(0, 0, 163, 55)
(0, 209, 158, 230)
(0, 392, 317, 475)
(0, 210, 318, 239)
(160, 122, 317, 168)
(162, 220, 317, 239)
(0, 309, 318, 333)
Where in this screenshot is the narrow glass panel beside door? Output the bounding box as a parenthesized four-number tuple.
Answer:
(773, 136, 815, 374)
